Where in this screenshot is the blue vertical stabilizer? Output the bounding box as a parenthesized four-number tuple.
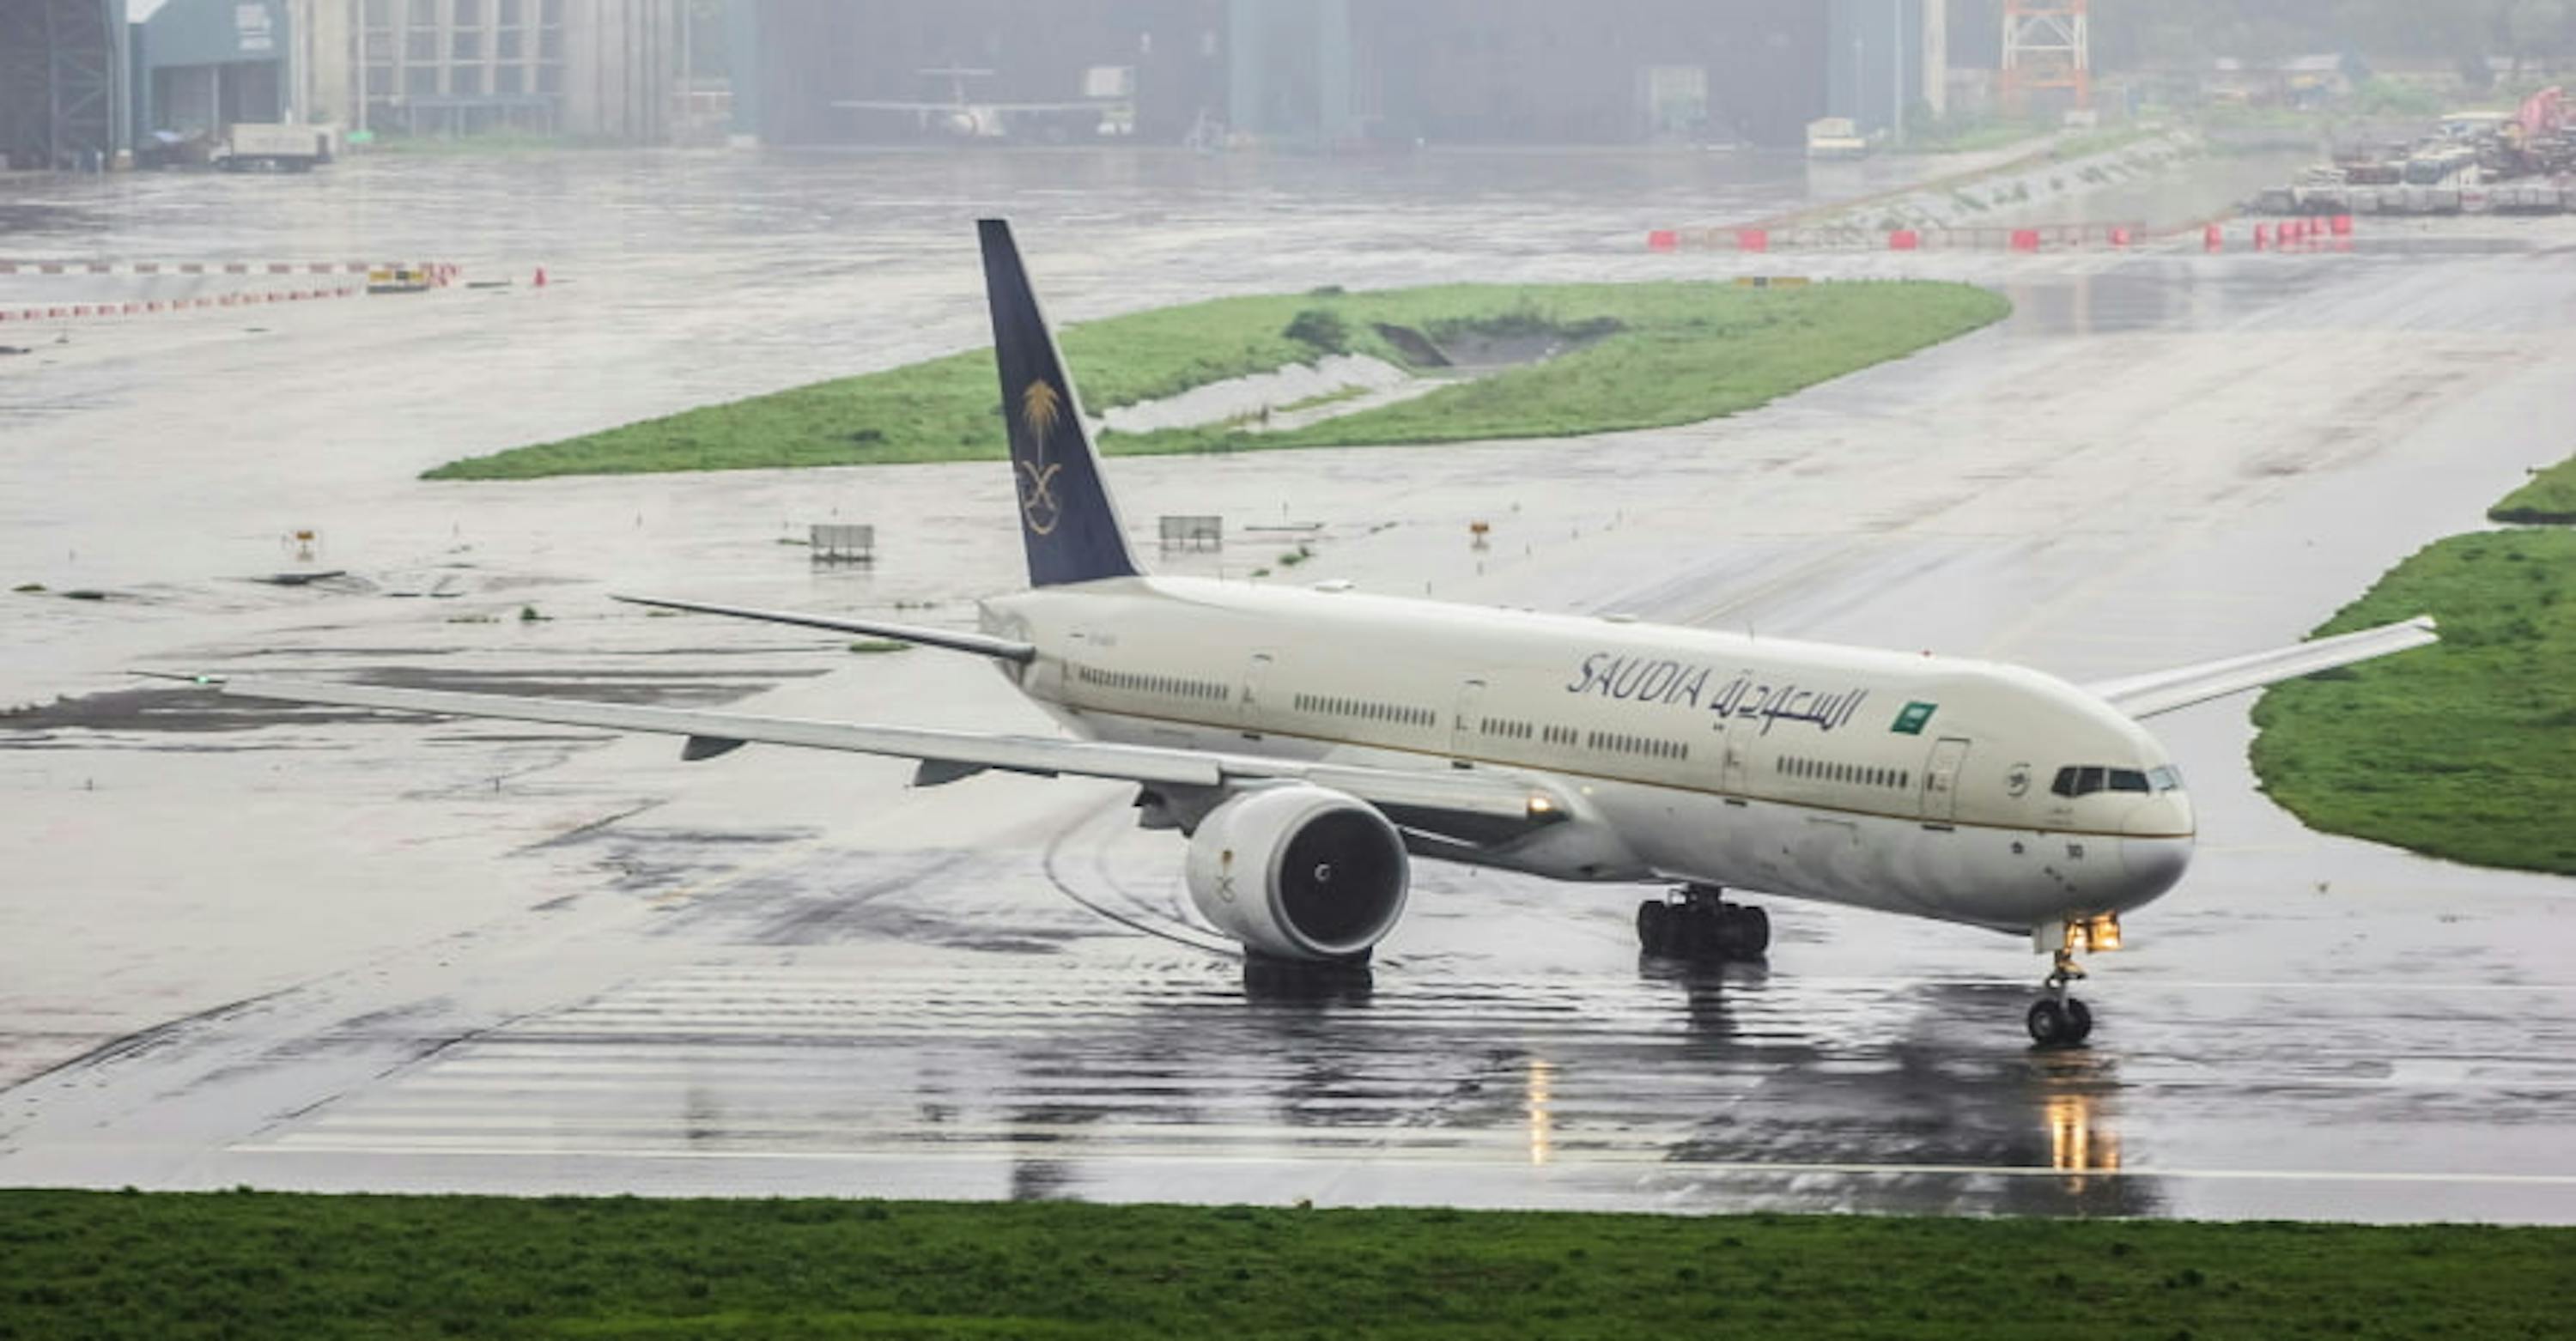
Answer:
(978, 219, 1141, 589)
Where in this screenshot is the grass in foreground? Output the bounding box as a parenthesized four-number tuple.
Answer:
(2489, 452, 2576, 525)
(2251, 527, 2576, 875)
(2, 1191, 2571, 1340)
(424, 281, 2008, 480)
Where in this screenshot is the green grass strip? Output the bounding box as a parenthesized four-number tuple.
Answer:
(423, 282, 2008, 481)
(2251, 527, 2576, 876)
(2, 1190, 2571, 1339)
(2489, 452, 2576, 525)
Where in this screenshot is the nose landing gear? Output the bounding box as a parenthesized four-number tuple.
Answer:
(2026, 949, 2094, 1047)
(1637, 884, 1770, 962)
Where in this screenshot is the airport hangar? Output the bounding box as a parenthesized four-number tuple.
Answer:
(734, 0, 1984, 149)
(0, 0, 126, 170)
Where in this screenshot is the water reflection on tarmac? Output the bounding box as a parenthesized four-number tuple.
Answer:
(3, 151, 2575, 1223)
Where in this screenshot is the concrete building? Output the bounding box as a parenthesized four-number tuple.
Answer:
(349, 0, 675, 141)
(106, 0, 678, 152)
(733, 0, 1953, 149)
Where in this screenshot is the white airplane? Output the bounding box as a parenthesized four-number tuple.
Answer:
(209, 221, 2438, 1046)
(832, 67, 1132, 141)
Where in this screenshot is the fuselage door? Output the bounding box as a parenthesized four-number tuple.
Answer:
(1719, 726, 1748, 794)
(1041, 627, 1086, 706)
(1240, 651, 1276, 731)
(1921, 737, 1971, 822)
(1451, 678, 1486, 757)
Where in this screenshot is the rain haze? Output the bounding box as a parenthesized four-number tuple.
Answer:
(4, 0, 2576, 1252)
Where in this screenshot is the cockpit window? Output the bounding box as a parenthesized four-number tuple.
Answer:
(2051, 765, 2167, 798)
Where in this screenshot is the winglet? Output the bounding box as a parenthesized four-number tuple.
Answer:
(978, 219, 1140, 589)
(2085, 615, 2439, 719)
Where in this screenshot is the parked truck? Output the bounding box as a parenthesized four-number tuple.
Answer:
(214, 123, 337, 173)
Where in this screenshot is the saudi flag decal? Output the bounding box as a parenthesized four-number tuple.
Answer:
(1891, 701, 1938, 736)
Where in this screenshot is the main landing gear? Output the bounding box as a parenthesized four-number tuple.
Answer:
(1241, 950, 1374, 1005)
(2026, 948, 2095, 1047)
(1636, 884, 1770, 962)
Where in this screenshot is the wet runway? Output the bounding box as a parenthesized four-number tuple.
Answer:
(5, 151, 2576, 1221)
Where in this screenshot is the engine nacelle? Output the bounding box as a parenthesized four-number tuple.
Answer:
(1185, 786, 1409, 962)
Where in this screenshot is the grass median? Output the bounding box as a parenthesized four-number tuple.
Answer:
(422, 281, 2008, 481)
(2251, 525, 2576, 875)
(2489, 452, 2576, 525)
(3, 1189, 2570, 1339)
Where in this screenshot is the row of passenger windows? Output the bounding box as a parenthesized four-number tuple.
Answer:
(1589, 730, 1689, 761)
(2051, 765, 2183, 798)
(1076, 664, 1229, 702)
(1487, 715, 1683, 761)
(1779, 755, 1912, 792)
(1295, 693, 1437, 730)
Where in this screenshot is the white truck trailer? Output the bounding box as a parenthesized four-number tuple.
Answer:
(214, 124, 338, 173)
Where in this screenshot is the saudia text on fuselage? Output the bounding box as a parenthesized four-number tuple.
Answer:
(1564, 652, 1870, 734)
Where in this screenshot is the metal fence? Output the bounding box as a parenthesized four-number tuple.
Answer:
(1159, 515, 1223, 551)
(810, 523, 874, 563)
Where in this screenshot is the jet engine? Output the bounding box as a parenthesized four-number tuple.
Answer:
(1185, 786, 1409, 962)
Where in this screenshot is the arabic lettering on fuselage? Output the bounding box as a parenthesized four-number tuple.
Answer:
(1564, 652, 1869, 734)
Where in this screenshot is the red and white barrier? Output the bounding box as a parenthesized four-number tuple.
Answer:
(0, 285, 366, 323)
(0, 259, 448, 276)
(1645, 221, 2148, 253)
(2200, 215, 2355, 253)
(1649, 217, 2359, 257)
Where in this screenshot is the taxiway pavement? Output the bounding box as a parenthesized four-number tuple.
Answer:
(3, 152, 2573, 1221)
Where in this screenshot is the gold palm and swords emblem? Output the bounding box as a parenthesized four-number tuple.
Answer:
(1017, 379, 1066, 536)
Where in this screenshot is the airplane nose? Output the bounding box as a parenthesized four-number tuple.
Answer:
(2121, 792, 2193, 840)
(2117, 834, 2192, 908)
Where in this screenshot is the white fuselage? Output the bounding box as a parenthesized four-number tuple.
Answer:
(981, 576, 2193, 937)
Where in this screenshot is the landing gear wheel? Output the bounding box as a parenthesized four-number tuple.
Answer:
(1725, 905, 1771, 957)
(1639, 887, 1768, 962)
(2026, 996, 2095, 1047)
(1242, 952, 1373, 1004)
(1637, 900, 1674, 956)
(2026, 998, 2072, 1047)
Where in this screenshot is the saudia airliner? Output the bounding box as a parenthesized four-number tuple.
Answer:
(210, 221, 2437, 1046)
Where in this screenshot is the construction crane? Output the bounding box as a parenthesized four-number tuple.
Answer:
(2002, 0, 2092, 114)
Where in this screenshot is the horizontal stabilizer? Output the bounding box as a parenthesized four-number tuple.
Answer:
(612, 594, 1036, 663)
(2083, 616, 2439, 719)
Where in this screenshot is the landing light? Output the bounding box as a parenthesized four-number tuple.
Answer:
(2064, 913, 2124, 954)
(1528, 796, 1556, 816)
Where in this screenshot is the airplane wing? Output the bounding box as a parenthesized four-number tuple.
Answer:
(207, 675, 1562, 823)
(611, 595, 1035, 663)
(2081, 616, 2438, 719)
(966, 101, 1121, 112)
